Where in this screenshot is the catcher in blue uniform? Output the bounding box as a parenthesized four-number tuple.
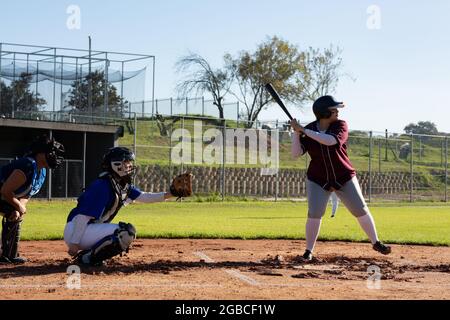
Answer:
(0, 135, 65, 263)
(64, 147, 193, 266)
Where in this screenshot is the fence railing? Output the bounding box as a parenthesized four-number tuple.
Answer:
(1, 114, 448, 202)
(118, 116, 449, 203)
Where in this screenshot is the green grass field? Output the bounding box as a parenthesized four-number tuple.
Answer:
(21, 200, 450, 246)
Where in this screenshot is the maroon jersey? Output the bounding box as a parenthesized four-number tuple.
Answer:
(300, 120, 356, 191)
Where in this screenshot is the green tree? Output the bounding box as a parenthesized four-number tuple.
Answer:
(0, 73, 46, 116)
(67, 70, 127, 116)
(404, 121, 438, 135)
(226, 36, 343, 127)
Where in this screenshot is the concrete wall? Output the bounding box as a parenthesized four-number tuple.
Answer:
(134, 164, 432, 199)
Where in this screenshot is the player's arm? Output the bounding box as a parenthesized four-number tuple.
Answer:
(131, 190, 173, 204)
(291, 131, 306, 158)
(303, 129, 338, 146)
(0, 169, 27, 215)
(289, 119, 306, 158)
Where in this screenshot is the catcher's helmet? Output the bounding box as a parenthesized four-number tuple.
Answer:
(102, 147, 136, 184)
(312, 95, 345, 119)
(29, 135, 65, 169)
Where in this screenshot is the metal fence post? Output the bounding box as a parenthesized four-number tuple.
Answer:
(186, 97, 189, 115)
(202, 96, 205, 116)
(410, 133, 414, 203)
(53, 49, 56, 113)
(181, 117, 184, 174)
(378, 138, 381, 174)
(445, 136, 448, 202)
(385, 129, 388, 161)
(236, 102, 240, 127)
(222, 120, 226, 201)
(48, 130, 53, 200)
(170, 98, 173, 116)
(368, 131, 372, 203)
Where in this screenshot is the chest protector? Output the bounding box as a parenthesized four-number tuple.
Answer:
(97, 173, 131, 223)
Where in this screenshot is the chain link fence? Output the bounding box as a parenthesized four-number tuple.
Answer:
(0, 114, 447, 202)
(117, 116, 448, 203)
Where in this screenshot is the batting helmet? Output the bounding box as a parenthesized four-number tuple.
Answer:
(29, 135, 65, 169)
(102, 147, 136, 185)
(312, 95, 345, 119)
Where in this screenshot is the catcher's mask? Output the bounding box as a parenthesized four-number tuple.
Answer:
(312, 95, 345, 120)
(29, 135, 65, 169)
(102, 147, 136, 185)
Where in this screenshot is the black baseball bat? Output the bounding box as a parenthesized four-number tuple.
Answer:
(264, 83, 293, 120)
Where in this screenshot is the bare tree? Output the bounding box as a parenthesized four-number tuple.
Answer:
(175, 53, 234, 120)
(227, 37, 344, 127)
(295, 45, 343, 102)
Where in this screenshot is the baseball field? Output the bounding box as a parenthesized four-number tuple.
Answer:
(1, 200, 449, 300)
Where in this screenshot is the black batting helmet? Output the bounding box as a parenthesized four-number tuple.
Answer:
(102, 147, 136, 185)
(29, 135, 65, 169)
(312, 95, 345, 119)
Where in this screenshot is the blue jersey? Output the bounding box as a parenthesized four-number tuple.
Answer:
(0, 157, 46, 198)
(67, 176, 141, 223)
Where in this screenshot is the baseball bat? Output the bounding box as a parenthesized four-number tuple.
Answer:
(264, 83, 293, 120)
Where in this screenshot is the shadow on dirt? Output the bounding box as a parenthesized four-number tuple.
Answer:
(1, 254, 448, 279)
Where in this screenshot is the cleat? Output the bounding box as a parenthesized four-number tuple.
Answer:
(0, 256, 27, 264)
(372, 241, 391, 255)
(302, 249, 313, 261)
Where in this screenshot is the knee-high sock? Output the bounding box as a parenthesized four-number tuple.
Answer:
(357, 213, 379, 244)
(305, 218, 322, 252)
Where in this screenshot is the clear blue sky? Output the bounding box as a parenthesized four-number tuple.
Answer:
(1, 0, 449, 133)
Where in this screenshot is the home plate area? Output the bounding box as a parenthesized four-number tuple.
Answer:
(0, 239, 449, 299)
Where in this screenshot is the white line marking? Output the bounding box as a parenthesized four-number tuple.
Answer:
(225, 270, 260, 286)
(193, 251, 215, 263)
(193, 251, 259, 286)
(0, 283, 223, 289)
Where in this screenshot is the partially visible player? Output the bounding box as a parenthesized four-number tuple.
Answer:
(0, 135, 65, 263)
(290, 95, 391, 261)
(64, 147, 191, 266)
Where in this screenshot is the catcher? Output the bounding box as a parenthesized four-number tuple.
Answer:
(0, 135, 65, 263)
(63, 146, 193, 266)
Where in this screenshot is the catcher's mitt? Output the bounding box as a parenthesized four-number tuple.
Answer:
(170, 172, 193, 199)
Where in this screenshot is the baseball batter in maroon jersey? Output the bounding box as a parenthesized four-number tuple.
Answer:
(290, 95, 391, 261)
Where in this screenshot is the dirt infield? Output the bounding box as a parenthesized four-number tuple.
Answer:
(0, 239, 449, 300)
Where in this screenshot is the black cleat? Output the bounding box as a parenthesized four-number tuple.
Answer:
(302, 249, 313, 261)
(373, 241, 391, 255)
(0, 256, 27, 264)
(74, 250, 104, 267)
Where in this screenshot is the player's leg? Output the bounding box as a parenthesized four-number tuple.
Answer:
(0, 200, 27, 264)
(65, 222, 137, 265)
(304, 179, 331, 260)
(335, 177, 391, 254)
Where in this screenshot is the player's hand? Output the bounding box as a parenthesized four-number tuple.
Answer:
(68, 243, 80, 256)
(7, 211, 21, 222)
(289, 119, 304, 134)
(17, 202, 26, 215)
